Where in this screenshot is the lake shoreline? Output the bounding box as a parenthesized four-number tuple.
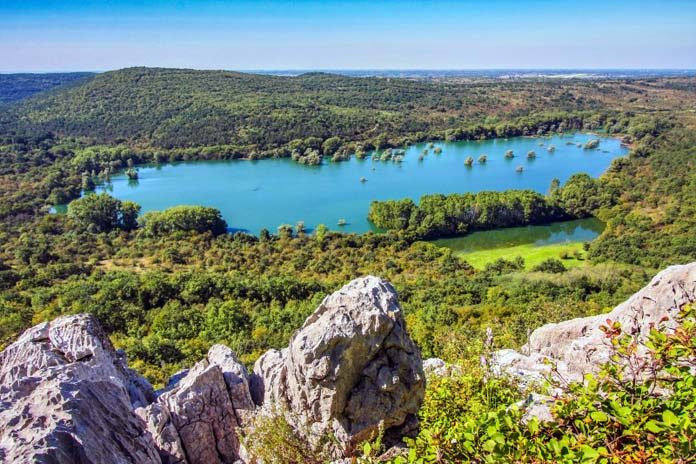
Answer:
(58, 133, 628, 235)
(431, 217, 606, 268)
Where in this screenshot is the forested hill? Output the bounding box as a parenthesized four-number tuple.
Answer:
(0, 72, 93, 105)
(2, 67, 695, 150)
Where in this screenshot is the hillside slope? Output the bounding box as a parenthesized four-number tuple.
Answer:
(0, 72, 93, 104)
(2, 67, 695, 149)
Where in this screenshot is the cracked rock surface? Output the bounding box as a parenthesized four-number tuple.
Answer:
(493, 262, 696, 384)
(138, 344, 253, 464)
(252, 275, 425, 458)
(0, 276, 425, 463)
(0, 313, 161, 464)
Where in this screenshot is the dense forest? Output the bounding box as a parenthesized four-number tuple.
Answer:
(368, 188, 570, 239)
(2, 68, 695, 154)
(0, 72, 93, 104)
(0, 70, 695, 462)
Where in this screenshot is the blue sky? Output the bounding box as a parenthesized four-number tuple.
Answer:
(1, 0, 695, 71)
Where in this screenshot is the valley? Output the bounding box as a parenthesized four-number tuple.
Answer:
(0, 67, 694, 463)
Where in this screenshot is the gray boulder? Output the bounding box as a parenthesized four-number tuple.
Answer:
(139, 344, 254, 464)
(422, 357, 462, 377)
(207, 344, 256, 425)
(252, 275, 425, 458)
(493, 261, 696, 403)
(0, 276, 426, 463)
(0, 314, 161, 464)
(422, 357, 447, 376)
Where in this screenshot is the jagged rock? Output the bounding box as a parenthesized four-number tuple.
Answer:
(422, 358, 447, 376)
(140, 344, 254, 464)
(494, 262, 696, 384)
(252, 276, 425, 459)
(3, 264, 694, 462)
(249, 347, 285, 407)
(158, 368, 190, 394)
(150, 361, 240, 464)
(514, 393, 556, 423)
(0, 276, 424, 463)
(138, 403, 186, 463)
(0, 314, 161, 464)
(207, 344, 256, 424)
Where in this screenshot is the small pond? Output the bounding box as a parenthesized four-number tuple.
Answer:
(432, 217, 606, 254)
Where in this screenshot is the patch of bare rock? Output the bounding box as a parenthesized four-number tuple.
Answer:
(250, 276, 424, 458)
(0, 275, 424, 463)
(0, 314, 160, 464)
(416, 263, 696, 424)
(492, 262, 696, 384)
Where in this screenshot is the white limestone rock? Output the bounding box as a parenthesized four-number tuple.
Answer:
(252, 276, 425, 458)
(493, 262, 696, 419)
(0, 314, 161, 464)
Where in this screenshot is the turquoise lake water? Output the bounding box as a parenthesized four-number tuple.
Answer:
(432, 217, 606, 254)
(89, 133, 627, 234)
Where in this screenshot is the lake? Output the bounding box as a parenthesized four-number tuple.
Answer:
(88, 133, 627, 234)
(432, 217, 606, 254)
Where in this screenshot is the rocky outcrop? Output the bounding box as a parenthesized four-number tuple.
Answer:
(252, 276, 425, 459)
(0, 276, 425, 463)
(3, 265, 693, 462)
(0, 314, 161, 464)
(138, 344, 254, 464)
(422, 357, 447, 376)
(493, 262, 696, 384)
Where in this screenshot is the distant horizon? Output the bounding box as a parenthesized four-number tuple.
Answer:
(2, 67, 696, 75)
(1, 1, 695, 72)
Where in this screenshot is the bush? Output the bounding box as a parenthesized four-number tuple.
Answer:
(365, 306, 696, 463)
(241, 410, 328, 464)
(531, 258, 567, 273)
(549, 173, 610, 218)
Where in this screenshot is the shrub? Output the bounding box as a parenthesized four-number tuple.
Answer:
(241, 410, 329, 464)
(363, 306, 696, 464)
(549, 173, 611, 218)
(532, 258, 567, 273)
(67, 193, 141, 232)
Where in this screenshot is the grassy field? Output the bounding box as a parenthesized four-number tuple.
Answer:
(456, 242, 588, 270)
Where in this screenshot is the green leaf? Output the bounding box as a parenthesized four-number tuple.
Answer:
(645, 420, 663, 433)
(491, 432, 505, 444)
(609, 400, 630, 417)
(662, 410, 678, 426)
(590, 411, 609, 422)
(580, 445, 599, 462)
(549, 438, 561, 455)
(482, 439, 497, 452)
(527, 418, 539, 435)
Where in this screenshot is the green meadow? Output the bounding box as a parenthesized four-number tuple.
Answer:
(457, 241, 587, 270)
